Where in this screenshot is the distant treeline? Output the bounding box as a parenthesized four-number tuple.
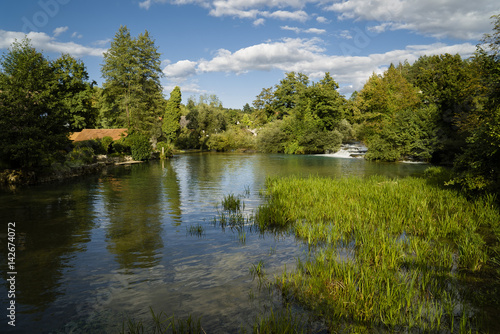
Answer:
(1, 15, 499, 193)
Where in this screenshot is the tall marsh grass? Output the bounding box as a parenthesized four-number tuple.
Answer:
(255, 175, 500, 333)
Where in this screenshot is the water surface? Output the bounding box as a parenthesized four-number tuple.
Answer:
(0, 153, 428, 333)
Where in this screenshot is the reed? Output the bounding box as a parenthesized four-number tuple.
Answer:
(121, 308, 204, 334)
(221, 193, 242, 212)
(186, 223, 205, 237)
(253, 175, 500, 332)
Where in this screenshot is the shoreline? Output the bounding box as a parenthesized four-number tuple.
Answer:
(0, 155, 145, 188)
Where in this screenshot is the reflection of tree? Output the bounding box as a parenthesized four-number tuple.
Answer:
(0, 180, 97, 313)
(161, 159, 182, 226)
(102, 163, 164, 269)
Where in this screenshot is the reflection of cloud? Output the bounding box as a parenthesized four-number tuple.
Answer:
(0, 30, 106, 57)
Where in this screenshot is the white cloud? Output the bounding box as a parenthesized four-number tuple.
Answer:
(338, 30, 353, 40)
(137, 0, 497, 40)
(304, 28, 326, 34)
(161, 37, 476, 96)
(264, 10, 309, 22)
(163, 59, 198, 78)
(71, 32, 83, 39)
(281, 26, 326, 34)
(316, 16, 329, 23)
(0, 30, 107, 57)
(253, 18, 265, 26)
(326, 0, 498, 40)
(281, 25, 301, 33)
(53, 26, 68, 37)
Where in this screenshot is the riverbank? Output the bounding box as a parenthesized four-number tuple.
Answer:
(0, 155, 143, 187)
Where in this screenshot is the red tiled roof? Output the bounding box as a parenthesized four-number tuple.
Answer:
(69, 129, 128, 141)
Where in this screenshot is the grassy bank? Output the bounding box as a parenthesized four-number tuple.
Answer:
(254, 175, 500, 333)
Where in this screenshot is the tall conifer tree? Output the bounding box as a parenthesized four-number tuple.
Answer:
(101, 26, 164, 139)
(162, 86, 182, 142)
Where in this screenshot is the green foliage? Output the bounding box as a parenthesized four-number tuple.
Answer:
(156, 141, 174, 159)
(162, 86, 182, 142)
(112, 137, 131, 155)
(101, 26, 165, 141)
(100, 136, 114, 154)
(66, 146, 95, 166)
(127, 133, 152, 161)
(447, 16, 500, 194)
(0, 38, 70, 169)
(257, 120, 287, 153)
(52, 54, 97, 131)
(255, 175, 500, 332)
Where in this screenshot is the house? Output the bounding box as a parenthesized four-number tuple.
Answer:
(69, 129, 128, 142)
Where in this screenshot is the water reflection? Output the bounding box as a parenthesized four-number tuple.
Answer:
(161, 159, 182, 226)
(0, 154, 429, 333)
(100, 164, 164, 269)
(0, 180, 98, 329)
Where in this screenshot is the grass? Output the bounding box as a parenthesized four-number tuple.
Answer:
(186, 223, 205, 237)
(253, 175, 500, 333)
(221, 193, 242, 212)
(121, 308, 204, 334)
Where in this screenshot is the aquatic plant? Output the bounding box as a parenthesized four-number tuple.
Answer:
(221, 193, 242, 212)
(121, 308, 204, 334)
(254, 175, 500, 333)
(186, 223, 205, 237)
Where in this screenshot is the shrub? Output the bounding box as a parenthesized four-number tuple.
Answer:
(112, 137, 131, 155)
(257, 120, 286, 153)
(156, 141, 174, 159)
(127, 133, 152, 161)
(101, 136, 114, 154)
(207, 133, 231, 152)
(66, 146, 95, 166)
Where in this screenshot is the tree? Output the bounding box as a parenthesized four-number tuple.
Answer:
(101, 26, 164, 140)
(272, 72, 309, 119)
(52, 54, 96, 131)
(355, 65, 439, 161)
(162, 86, 182, 142)
(449, 15, 500, 193)
(0, 39, 69, 168)
(297, 72, 346, 131)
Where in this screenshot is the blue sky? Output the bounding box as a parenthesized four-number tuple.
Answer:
(0, 0, 498, 109)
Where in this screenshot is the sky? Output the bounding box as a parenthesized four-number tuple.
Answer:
(0, 0, 498, 109)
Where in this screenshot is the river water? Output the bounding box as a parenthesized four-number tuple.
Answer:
(0, 153, 428, 333)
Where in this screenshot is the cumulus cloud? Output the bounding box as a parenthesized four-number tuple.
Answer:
(316, 16, 329, 24)
(163, 59, 198, 78)
(326, 0, 498, 40)
(137, 0, 497, 40)
(281, 26, 326, 34)
(162, 37, 476, 94)
(253, 18, 265, 26)
(0, 30, 107, 57)
(53, 26, 68, 37)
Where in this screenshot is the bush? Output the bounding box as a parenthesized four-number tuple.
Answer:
(127, 133, 152, 161)
(207, 133, 231, 152)
(156, 141, 174, 159)
(101, 136, 113, 154)
(66, 146, 95, 166)
(112, 137, 131, 155)
(257, 120, 287, 153)
(337, 119, 355, 141)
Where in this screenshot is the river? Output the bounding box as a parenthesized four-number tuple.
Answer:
(0, 153, 428, 333)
